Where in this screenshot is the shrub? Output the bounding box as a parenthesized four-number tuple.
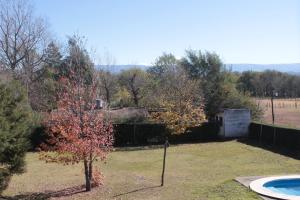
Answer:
(0, 169, 10, 193)
(29, 124, 48, 150)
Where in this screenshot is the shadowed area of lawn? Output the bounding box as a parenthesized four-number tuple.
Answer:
(2, 140, 300, 199)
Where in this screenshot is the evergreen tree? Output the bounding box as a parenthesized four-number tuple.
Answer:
(0, 80, 33, 193)
(44, 42, 63, 69)
(29, 42, 62, 111)
(60, 36, 94, 85)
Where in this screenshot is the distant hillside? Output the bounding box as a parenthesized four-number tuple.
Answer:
(96, 65, 149, 73)
(97, 63, 300, 75)
(227, 63, 300, 74)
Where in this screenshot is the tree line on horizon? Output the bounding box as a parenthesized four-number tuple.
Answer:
(237, 70, 300, 98)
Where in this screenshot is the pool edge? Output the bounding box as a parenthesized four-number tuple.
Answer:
(249, 175, 300, 200)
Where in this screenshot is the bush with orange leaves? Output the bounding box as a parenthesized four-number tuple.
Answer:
(150, 67, 206, 134)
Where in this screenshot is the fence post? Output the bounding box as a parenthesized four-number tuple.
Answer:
(271, 91, 277, 146)
(161, 137, 169, 186)
(271, 93, 275, 125)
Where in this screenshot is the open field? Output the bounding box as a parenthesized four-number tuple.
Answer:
(256, 98, 300, 129)
(3, 141, 300, 200)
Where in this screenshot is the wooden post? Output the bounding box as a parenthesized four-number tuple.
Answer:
(257, 99, 263, 144)
(161, 137, 169, 186)
(271, 91, 276, 145)
(271, 93, 275, 124)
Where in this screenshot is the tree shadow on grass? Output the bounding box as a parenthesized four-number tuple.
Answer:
(238, 138, 300, 160)
(1, 185, 86, 200)
(112, 185, 161, 198)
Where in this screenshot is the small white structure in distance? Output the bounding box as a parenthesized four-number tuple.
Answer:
(96, 99, 106, 109)
(216, 109, 251, 138)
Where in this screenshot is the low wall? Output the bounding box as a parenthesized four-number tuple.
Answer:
(114, 122, 220, 146)
(249, 122, 300, 150)
(31, 122, 220, 149)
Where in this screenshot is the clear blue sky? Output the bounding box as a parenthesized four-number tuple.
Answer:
(33, 0, 300, 65)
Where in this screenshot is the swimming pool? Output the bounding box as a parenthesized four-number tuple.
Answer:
(250, 175, 300, 200)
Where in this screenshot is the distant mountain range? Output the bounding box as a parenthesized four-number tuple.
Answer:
(97, 63, 300, 75)
(97, 65, 149, 73)
(227, 63, 300, 75)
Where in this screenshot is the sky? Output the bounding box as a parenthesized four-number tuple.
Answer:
(33, 0, 300, 65)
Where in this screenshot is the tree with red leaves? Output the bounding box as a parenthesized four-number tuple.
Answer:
(39, 72, 114, 191)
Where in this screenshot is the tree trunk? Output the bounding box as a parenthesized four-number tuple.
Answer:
(105, 86, 110, 107)
(133, 95, 139, 107)
(88, 154, 93, 182)
(84, 159, 91, 191)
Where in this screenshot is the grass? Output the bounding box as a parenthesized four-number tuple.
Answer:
(3, 140, 300, 199)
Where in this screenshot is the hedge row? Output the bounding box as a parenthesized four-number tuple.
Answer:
(30, 122, 220, 148)
(249, 122, 300, 150)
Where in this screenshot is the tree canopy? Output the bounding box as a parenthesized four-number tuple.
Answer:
(181, 50, 261, 119)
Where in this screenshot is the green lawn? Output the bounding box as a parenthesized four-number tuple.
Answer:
(3, 140, 300, 199)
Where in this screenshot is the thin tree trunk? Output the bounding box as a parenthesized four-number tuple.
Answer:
(105, 86, 110, 107)
(88, 153, 93, 182)
(133, 95, 139, 107)
(84, 159, 91, 191)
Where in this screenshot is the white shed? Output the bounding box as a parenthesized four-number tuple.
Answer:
(216, 109, 251, 138)
(96, 99, 106, 109)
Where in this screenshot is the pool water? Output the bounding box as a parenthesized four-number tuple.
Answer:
(264, 178, 300, 196)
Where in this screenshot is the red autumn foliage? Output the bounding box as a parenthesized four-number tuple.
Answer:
(39, 76, 114, 191)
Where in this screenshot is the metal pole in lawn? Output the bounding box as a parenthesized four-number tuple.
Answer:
(161, 136, 169, 186)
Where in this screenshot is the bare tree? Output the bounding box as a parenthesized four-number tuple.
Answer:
(118, 68, 149, 107)
(96, 54, 118, 107)
(96, 70, 118, 107)
(0, 0, 48, 78)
